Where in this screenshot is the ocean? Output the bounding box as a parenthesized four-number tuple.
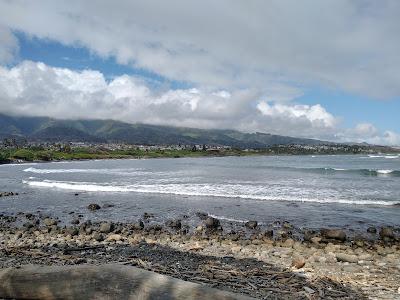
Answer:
(0, 154, 399, 230)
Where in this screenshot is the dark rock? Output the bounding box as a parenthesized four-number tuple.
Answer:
(74, 193, 79, 196)
(25, 213, 34, 220)
(66, 227, 79, 236)
(367, 227, 377, 234)
(245, 221, 258, 229)
(132, 220, 144, 230)
(282, 221, 293, 229)
(87, 204, 101, 211)
(196, 212, 209, 220)
(147, 224, 163, 232)
(180, 225, 190, 235)
(303, 230, 316, 242)
(71, 219, 80, 225)
(93, 232, 104, 241)
(264, 230, 274, 238)
(321, 229, 346, 241)
(379, 227, 394, 239)
(165, 219, 182, 230)
(22, 222, 34, 229)
(103, 204, 115, 208)
(204, 217, 220, 229)
(142, 212, 154, 219)
(0, 192, 18, 197)
(99, 222, 113, 234)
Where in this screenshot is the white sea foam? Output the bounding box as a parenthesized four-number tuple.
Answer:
(376, 169, 394, 174)
(23, 179, 395, 206)
(367, 154, 399, 159)
(23, 167, 146, 175)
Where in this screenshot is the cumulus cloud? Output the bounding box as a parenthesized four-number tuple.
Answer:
(339, 123, 400, 146)
(0, 61, 398, 145)
(0, 1, 400, 99)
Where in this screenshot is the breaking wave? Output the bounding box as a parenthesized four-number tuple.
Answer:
(367, 155, 399, 159)
(22, 179, 395, 206)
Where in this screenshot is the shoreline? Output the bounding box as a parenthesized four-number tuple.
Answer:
(1, 210, 399, 299)
(1, 149, 399, 166)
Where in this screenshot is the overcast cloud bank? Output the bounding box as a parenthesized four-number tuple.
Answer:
(0, 1, 399, 145)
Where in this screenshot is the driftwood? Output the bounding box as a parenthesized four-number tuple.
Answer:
(0, 264, 255, 300)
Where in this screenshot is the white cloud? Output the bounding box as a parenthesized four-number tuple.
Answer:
(339, 123, 400, 146)
(0, 25, 18, 64)
(1, 1, 400, 99)
(1, 61, 398, 145)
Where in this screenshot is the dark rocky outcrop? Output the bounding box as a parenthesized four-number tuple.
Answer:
(245, 221, 258, 229)
(87, 204, 101, 211)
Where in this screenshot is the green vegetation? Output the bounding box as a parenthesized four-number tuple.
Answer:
(1, 144, 398, 165)
(0, 147, 250, 163)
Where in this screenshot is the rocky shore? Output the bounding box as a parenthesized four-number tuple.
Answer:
(1, 205, 399, 300)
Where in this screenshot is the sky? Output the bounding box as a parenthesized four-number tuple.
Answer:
(0, 1, 399, 145)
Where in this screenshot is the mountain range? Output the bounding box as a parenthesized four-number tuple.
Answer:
(0, 113, 331, 148)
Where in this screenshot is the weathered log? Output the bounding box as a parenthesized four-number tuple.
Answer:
(0, 264, 255, 300)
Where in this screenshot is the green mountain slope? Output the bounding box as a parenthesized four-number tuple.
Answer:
(0, 113, 328, 148)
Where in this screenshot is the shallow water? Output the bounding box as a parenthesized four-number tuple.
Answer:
(0, 154, 399, 230)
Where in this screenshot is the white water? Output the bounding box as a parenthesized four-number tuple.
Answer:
(23, 179, 395, 206)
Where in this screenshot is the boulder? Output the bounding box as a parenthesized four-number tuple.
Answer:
(165, 219, 182, 230)
(93, 233, 104, 242)
(132, 220, 144, 230)
(99, 222, 114, 234)
(204, 217, 220, 229)
(87, 204, 101, 211)
(65, 227, 79, 237)
(321, 229, 346, 241)
(291, 256, 306, 269)
(196, 212, 209, 220)
(335, 253, 358, 263)
(43, 218, 57, 227)
(245, 221, 258, 229)
(379, 227, 394, 239)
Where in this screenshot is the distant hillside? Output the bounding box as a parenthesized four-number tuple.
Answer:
(0, 113, 329, 148)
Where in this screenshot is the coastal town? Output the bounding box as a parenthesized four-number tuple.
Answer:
(1, 137, 398, 164)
